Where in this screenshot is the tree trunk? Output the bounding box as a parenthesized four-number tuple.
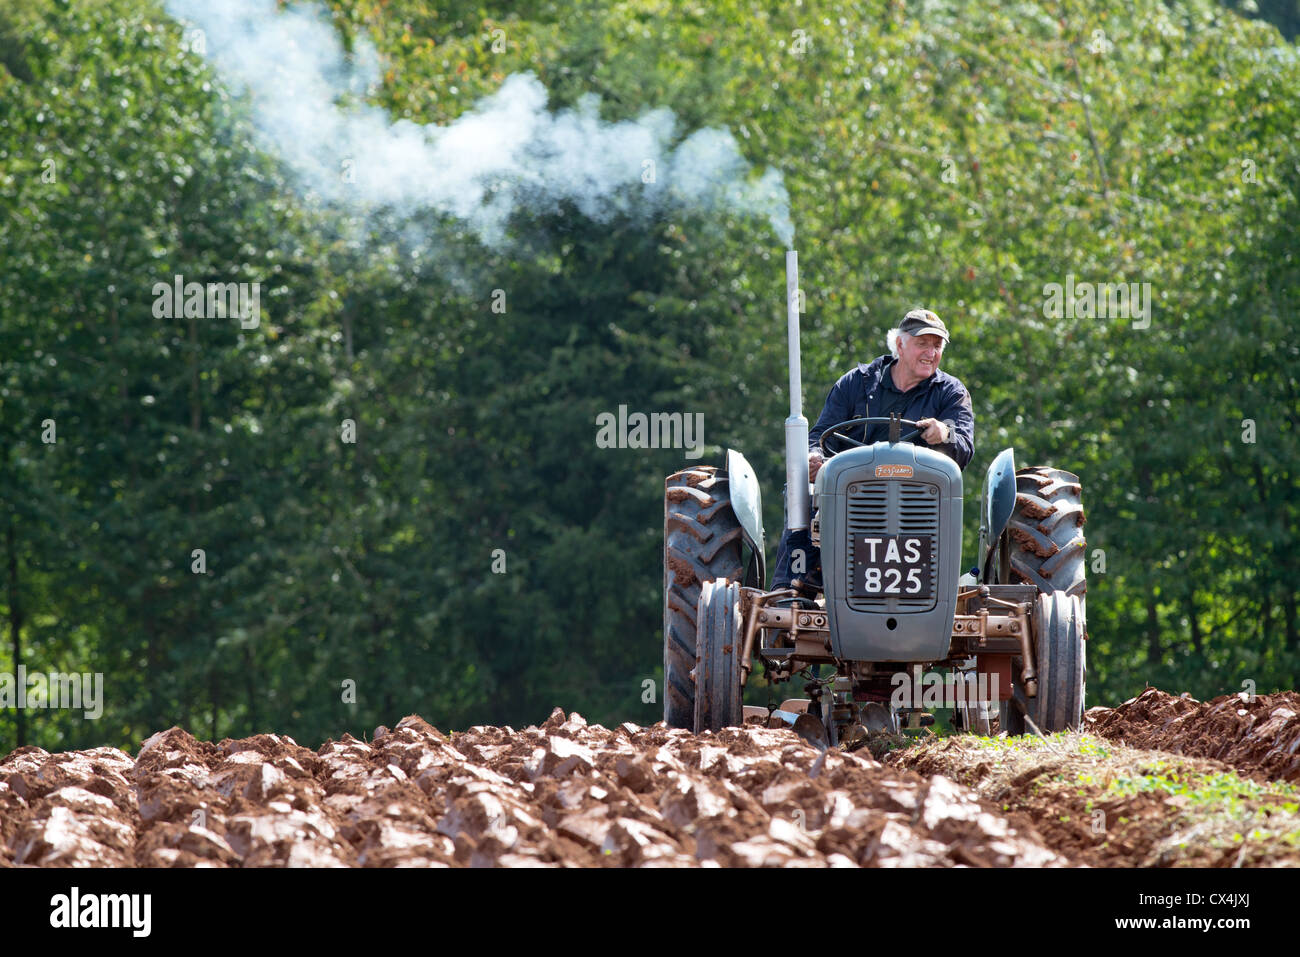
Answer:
(209, 666, 220, 741)
(1145, 594, 1161, 666)
(189, 311, 201, 432)
(7, 520, 25, 747)
(143, 588, 161, 734)
(1186, 592, 1202, 655)
(1260, 590, 1273, 652)
(1285, 591, 1298, 654)
(245, 643, 255, 735)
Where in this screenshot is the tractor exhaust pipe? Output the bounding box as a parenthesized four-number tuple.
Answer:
(784, 250, 811, 532)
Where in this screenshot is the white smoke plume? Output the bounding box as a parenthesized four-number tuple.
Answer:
(166, 0, 794, 247)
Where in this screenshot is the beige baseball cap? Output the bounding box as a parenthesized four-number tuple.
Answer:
(899, 309, 949, 343)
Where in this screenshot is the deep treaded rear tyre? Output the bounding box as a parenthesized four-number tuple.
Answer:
(693, 579, 744, 732)
(664, 467, 745, 729)
(1008, 467, 1087, 619)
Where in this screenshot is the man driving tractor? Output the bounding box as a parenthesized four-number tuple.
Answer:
(770, 308, 975, 592)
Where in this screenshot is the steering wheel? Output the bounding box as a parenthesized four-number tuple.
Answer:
(818, 416, 924, 456)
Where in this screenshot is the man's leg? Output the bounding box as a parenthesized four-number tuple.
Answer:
(770, 484, 823, 591)
(770, 525, 821, 590)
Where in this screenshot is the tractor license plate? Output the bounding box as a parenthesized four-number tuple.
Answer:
(851, 534, 932, 598)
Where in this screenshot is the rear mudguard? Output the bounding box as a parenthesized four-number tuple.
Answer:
(979, 447, 1017, 582)
(726, 449, 765, 587)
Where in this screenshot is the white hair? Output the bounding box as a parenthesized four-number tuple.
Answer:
(887, 327, 946, 358)
(887, 328, 909, 358)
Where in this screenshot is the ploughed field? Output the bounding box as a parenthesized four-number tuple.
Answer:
(1, 688, 1297, 867)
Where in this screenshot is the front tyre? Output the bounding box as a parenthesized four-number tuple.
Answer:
(1001, 591, 1086, 734)
(693, 579, 744, 733)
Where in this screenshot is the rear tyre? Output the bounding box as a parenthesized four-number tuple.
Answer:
(1007, 467, 1087, 622)
(664, 467, 745, 729)
(693, 579, 744, 732)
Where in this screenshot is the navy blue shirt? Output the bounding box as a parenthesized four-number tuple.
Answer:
(808, 355, 975, 470)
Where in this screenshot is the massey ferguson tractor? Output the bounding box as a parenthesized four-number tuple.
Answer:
(663, 252, 1087, 745)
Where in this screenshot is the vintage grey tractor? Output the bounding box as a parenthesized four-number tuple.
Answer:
(662, 253, 1086, 745)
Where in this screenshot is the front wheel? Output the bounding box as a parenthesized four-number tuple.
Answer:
(693, 579, 744, 732)
(1001, 591, 1086, 734)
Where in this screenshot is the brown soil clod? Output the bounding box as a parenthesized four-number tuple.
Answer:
(1014, 494, 1054, 520)
(1009, 526, 1058, 558)
(665, 554, 699, 588)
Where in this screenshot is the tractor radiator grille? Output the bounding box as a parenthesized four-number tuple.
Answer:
(846, 480, 940, 612)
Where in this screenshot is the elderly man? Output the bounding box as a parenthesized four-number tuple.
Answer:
(770, 309, 975, 592)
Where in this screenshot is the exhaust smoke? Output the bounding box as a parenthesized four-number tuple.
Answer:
(166, 0, 794, 247)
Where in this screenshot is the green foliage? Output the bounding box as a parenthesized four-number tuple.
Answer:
(1105, 765, 1299, 806)
(0, 0, 1296, 752)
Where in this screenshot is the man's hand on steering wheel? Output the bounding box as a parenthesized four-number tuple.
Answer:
(913, 417, 950, 445)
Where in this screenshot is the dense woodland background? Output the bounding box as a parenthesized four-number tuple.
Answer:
(1, 0, 1297, 752)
